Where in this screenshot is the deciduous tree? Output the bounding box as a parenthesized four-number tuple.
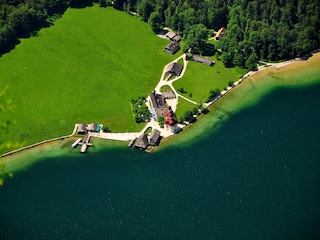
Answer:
(148, 11, 162, 32)
(183, 23, 207, 54)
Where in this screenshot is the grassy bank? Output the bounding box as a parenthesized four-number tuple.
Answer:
(175, 97, 197, 120)
(0, 5, 175, 154)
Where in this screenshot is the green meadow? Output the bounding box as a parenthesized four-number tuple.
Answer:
(175, 97, 196, 120)
(0, 5, 176, 153)
(173, 57, 248, 104)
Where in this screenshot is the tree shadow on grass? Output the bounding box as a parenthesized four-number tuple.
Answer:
(0, 20, 54, 57)
(70, 0, 94, 8)
(0, 6, 68, 58)
(202, 43, 215, 56)
(0, 39, 21, 57)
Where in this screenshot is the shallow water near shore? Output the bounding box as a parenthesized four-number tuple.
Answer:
(1, 77, 320, 239)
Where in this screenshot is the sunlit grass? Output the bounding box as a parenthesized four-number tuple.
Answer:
(0, 5, 176, 153)
(174, 57, 248, 103)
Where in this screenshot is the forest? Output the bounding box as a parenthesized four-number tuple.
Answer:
(0, 0, 319, 67)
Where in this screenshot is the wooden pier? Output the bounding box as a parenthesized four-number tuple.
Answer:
(128, 138, 136, 147)
(72, 138, 82, 148)
(80, 134, 91, 153)
(71, 133, 93, 153)
(80, 143, 87, 153)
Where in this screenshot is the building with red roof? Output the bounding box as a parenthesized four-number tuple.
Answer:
(164, 106, 178, 133)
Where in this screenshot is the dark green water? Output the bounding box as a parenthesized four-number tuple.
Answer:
(1, 85, 320, 240)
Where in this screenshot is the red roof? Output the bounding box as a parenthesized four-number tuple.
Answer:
(165, 106, 177, 126)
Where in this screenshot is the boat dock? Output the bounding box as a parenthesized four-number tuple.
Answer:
(128, 138, 135, 147)
(80, 143, 88, 153)
(71, 133, 93, 153)
(80, 134, 91, 153)
(72, 138, 82, 148)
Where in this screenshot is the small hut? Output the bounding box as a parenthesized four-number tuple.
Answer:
(165, 62, 183, 76)
(173, 34, 182, 42)
(77, 124, 88, 134)
(191, 55, 215, 66)
(165, 31, 177, 40)
(164, 41, 180, 54)
(214, 27, 227, 40)
(134, 134, 149, 149)
(149, 129, 161, 146)
(77, 123, 100, 134)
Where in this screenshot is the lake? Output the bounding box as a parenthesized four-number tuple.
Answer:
(1, 81, 319, 239)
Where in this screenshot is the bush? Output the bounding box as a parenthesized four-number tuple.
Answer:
(158, 116, 164, 127)
(178, 87, 186, 94)
(178, 117, 184, 124)
(206, 88, 220, 102)
(131, 95, 150, 123)
(184, 111, 194, 122)
(103, 126, 111, 132)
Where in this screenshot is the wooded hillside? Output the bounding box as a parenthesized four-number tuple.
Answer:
(1, 0, 319, 64)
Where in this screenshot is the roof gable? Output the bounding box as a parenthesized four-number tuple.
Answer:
(164, 41, 180, 54)
(165, 62, 183, 76)
(149, 129, 161, 146)
(134, 134, 149, 149)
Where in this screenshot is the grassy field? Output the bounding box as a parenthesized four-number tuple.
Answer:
(0, 5, 176, 153)
(173, 56, 248, 104)
(175, 97, 197, 120)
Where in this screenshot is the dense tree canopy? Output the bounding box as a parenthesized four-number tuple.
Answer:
(0, 0, 69, 54)
(183, 24, 208, 53)
(0, 0, 319, 63)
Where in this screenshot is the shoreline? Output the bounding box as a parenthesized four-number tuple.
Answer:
(158, 52, 320, 149)
(1, 124, 78, 158)
(1, 52, 320, 162)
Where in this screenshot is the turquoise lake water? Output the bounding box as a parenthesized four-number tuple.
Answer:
(1, 84, 320, 239)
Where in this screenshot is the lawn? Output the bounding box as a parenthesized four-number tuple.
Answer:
(173, 57, 248, 104)
(175, 97, 197, 121)
(0, 5, 176, 153)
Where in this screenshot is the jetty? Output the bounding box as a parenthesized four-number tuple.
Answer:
(72, 138, 82, 148)
(71, 133, 93, 153)
(128, 139, 135, 147)
(80, 133, 92, 153)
